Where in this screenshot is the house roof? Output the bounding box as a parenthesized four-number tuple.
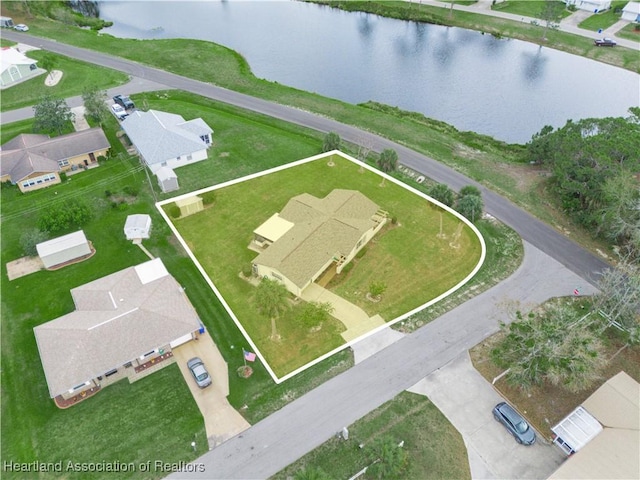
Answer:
(0, 47, 37, 75)
(36, 230, 89, 258)
(253, 213, 295, 243)
(549, 371, 640, 480)
(253, 190, 380, 289)
(33, 258, 201, 398)
(623, 2, 640, 14)
(0, 128, 110, 182)
(120, 110, 213, 166)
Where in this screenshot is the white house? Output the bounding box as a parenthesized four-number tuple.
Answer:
(36, 230, 92, 269)
(0, 47, 44, 89)
(120, 109, 213, 174)
(565, 0, 611, 12)
(622, 2, 640, 21)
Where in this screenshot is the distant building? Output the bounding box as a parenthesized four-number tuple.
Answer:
(564, 0, 612, 13)
(622, 2, 640, 21)
(251, 189, 387, 297)
(0, 46, 43, 89)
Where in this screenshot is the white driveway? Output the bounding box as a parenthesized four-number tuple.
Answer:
(173, 333, 250, 448)
(409, 352, 565, 479)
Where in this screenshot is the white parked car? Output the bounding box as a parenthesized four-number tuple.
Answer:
(14, 24, 29, 32)
(110, 103, 128, 120)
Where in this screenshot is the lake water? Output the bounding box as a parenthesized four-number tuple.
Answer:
(99, 0, 640, 143)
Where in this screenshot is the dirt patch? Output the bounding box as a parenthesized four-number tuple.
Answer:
(6, 256, 44, 281)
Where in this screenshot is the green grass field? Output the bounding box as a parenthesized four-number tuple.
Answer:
(0, 50, 128, 112)
(274, 391, 471, 480)
(166, 154, 483, 377)
(491, 0, 571, 20)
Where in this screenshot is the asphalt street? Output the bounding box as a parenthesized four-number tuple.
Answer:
(1, 31, 612, 286)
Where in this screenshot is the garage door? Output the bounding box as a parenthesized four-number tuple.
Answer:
(170, 333, 193, 349)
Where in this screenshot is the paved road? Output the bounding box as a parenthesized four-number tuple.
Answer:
(169, 242, 596, 479)
(0, 31, 611, 285)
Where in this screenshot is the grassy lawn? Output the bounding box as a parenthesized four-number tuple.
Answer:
(578, 1, 627, 31)
(0, 50, 128, 112)
(273, 391, 471, 480)
(492, 0, 572, 20)
(470, 299, 640, 441)
(616, 22, 640, 41)
(166, 154, 482, 377)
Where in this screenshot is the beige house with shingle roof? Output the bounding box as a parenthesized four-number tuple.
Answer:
(34, 258, 202, 403)
(251, 189, 387, 296)
(0, 128, 110, 192)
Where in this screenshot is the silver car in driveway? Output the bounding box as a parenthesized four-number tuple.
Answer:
(493, 402, 536, 445)
(187, 357, 212, 388)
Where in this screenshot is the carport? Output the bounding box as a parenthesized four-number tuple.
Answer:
(172, 331, 250, 448)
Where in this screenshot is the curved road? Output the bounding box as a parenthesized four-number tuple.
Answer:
(1, 31, 610, 285)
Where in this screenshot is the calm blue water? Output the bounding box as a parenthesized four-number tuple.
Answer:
(99, 0, 640, 143)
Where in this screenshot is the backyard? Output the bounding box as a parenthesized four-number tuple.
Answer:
(164, 153, 483, 378)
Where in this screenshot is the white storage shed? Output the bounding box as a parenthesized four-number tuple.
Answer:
(37, 230, 92, 269)
(156, 166, 179, 193)
(124, 214, 152, 240)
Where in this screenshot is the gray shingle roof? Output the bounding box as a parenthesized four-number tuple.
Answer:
(33, 258, 201, 398)
(254, 190, 380, 289)
(0, 128, 109, 182)
(120, 110, 213, 166)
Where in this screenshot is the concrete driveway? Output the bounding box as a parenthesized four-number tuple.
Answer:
(409, 352, 565, 480)
(173, 333, 250, 448)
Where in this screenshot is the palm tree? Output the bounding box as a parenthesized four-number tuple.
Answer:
(367, 436, 409, 479)
(255, 277, 290, 341)
(377, 149, 398, 173)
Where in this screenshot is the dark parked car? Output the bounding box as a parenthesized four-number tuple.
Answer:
(493, 402, 536, 445)
(113, 94, 135, 110)
(594, 38, 616, 47)
(187, 357, 212, 388)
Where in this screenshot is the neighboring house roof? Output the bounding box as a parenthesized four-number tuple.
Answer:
(623, 1, 640, 14)
(549, 371, 640, 480)
(36, 230, 89, 259)
(0, 128, 110, 182)
(33, 258, 201, 398)
(120, 109, 213, 166)
(0, 47, 37, 75)
(253, 189, 380, 289)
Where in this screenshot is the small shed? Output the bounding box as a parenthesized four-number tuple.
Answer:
(124, 214, 152, 240)
(156, 166, 179, 193)
(37, 230, 92, 269)
(175, 196, 203, 218)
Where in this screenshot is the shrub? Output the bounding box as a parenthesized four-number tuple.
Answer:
(322, 132, 341, 152)
(169, 205, 181, 219)
(201, 191, 217, 206)
(37, 199, 92, 234)
(122, 185, 139, 197)
(20, 229, 49, 257)
(369, 281, 387, 297)
(242, 263, 253, 278)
